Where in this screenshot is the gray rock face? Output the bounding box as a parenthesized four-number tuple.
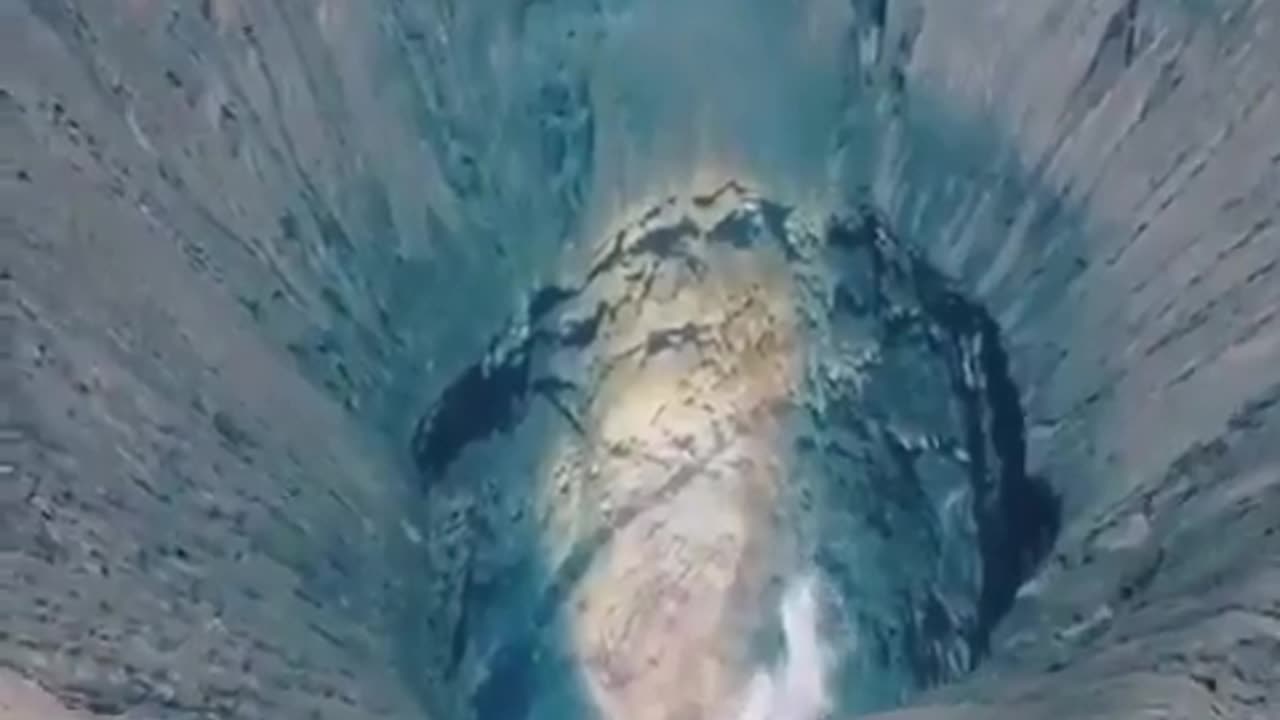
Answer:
(2, 1, 1277, 719)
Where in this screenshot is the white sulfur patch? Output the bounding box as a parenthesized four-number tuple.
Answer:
(730, 576, 839, 720)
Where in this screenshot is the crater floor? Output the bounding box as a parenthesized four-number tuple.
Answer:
(2, 1, 1279, 719)
(409, 185, 1057, 718)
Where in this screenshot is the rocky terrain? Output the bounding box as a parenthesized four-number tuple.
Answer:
(2, 0, 1278, 719)
(408, 185, 1058, 718)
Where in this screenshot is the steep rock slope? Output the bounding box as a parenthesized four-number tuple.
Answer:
(2, 0, 1278, 719)
(859, 3, 1280, 718)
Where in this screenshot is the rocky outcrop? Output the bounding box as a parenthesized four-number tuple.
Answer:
(406, 185, 1057, 717)
(3, 0, 1277, 719)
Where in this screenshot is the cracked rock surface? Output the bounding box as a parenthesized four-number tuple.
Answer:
(409, 185, 1057, 718)
(3, 0, 1279, 719)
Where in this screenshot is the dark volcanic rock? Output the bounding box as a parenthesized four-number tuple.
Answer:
(3, 1, 1278, 719)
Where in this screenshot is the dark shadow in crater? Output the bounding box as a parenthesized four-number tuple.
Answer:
(463, 545, 602, 720)
(402, 361, 602, 720)
(403, 296, 608, 720)
(830, 207, 1062, 668)
(968, 313, 1061, 648)
(411, 347, 533, 480)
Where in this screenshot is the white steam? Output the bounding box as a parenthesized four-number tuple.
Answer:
(732, 576, 839, 720)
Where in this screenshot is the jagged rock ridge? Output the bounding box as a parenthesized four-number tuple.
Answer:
(2, 1, 1278, 718)
(409, 185, 1058, 717)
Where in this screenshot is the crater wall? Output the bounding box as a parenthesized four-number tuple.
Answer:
(2, 1, 1277, 718)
